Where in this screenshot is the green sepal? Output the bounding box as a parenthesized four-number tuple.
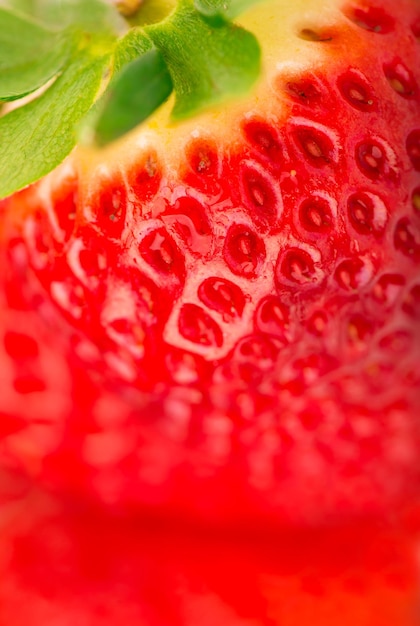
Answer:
(88, 36, 173, 146)
(0, 0, 263, 197)
(113, 27, 156, 71)
(0, 50, 111, 199)
(0, 7, 74, 101)
(146, 0, 261, 120)
(0, 0, 123, 34)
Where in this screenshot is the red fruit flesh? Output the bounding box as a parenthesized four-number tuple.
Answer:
(1, 0, 420, 528)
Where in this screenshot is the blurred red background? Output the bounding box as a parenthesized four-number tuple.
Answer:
(1, 468, 419, 626)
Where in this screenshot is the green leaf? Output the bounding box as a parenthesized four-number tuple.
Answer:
(0, 0, 123, 34)
(146, 0, 261, 120)
(0, 7, 74, 101)
(0, 50, 111, 199)
(0, 0, 262, 195)
(194, 0, 263, 21)
(91, 46, 173, 146)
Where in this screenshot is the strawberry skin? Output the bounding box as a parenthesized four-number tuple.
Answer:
(1, 0, 420, 527)
(1, 472, 420, 626)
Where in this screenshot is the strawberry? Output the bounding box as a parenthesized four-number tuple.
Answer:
(0, 0, 420, 531)
(1, 471, 420, 626)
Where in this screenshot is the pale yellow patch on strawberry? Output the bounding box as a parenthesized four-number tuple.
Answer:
(75, 0, 348, 185)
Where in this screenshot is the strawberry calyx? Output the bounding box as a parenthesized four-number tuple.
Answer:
(0, 0, 261, 199)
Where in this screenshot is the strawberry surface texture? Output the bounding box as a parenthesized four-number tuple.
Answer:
(0, 0, 420, 532)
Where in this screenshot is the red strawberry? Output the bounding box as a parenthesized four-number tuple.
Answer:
(0, 470, 420, 626)
(0, 0, 420, 530)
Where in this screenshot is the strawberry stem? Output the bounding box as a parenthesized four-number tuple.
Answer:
(114, 0, 145, 18)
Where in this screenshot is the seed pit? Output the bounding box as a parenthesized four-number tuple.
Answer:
(412, 187, 420, 213)
(337, 70, 376, 111)
(298, 28, 333, 42)
(178, 303, 223, 347)
(234, 335, 278, 371)
(379, 330, 412, 353)
(51, 175, 78, 241)
(186, 138, 219, 176)
(128, 150, 162, 204)
(334, 258, 372, 291)
(406, 130, 420, 171)
(223, 224, 265, 278)
(284, 76, 323, 104)
(255, 296, 289, 336)
(384, 59, 417, 98)
(356, 140, 396, 179)
(277, 247, 320, 285)
(94, 178, 127, 239)
(139, 228, 186, 280)
(372, 273, 405, 306)
(343, 5, 395, 33)
(101, 188, 124, 223)
(299, 196, 334, 233)
(306, 310, 328, 336)
(394, 217, 420, 261)
(240, 163, 280, 227)
(164, 197, 212, 255)
(242, 120, 283, 164)
(293, 124, 337, 167)
(347, 314, 374, 346)
(402, 284, 420, 318)
(347, 191, 388, 235)
(198, 277, 245, 319)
